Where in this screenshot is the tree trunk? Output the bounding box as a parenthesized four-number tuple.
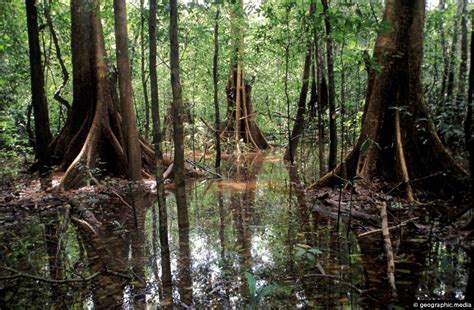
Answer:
(284, 2, 315, 163)
(315, 36, 327, 174)
(465, 10, 474, 199)
(149, 0, 172, 304)
(170, 0, 192, 305)
(221, 0, 270, 152)
(140, 0, 150, 141)
(113, 0, 142, 181)
(213, 8, 222, 169)
(284, 48, 312, 162)
(48, 0, 157, 190)
(446, 0, 462, 100)
(322, 0, 337, 170)
(309, 0, 466, 198)
(25, 0, 52, 177)
(457, 0, 469, 106)
(318, 76, 329, 174)
(439, 0, 449, 103)
(43, 0, 70, 112)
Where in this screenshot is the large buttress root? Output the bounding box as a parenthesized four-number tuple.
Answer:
(49, 0, 156, 190)
(308, 0, 467, 197)
(221, 69, 270, 152)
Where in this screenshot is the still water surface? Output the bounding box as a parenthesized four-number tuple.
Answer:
(0, 152, 470, 309)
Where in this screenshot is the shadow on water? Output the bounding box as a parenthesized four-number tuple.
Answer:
(0, 152, 472, 308)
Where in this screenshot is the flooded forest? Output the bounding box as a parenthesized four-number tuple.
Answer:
(1, 0, 474, 308)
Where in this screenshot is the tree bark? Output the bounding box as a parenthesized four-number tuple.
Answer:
(439, 0, 449, 102)
(457, 0, 469, 105)
(25, 0, 52, 177)
(465, 10, 474, 199)
(322, 0, 337, 171)
(284, 2, 315, 163)
(113, 0, 142, 181)
(140, 0, 150, 140)
(284, 47, 312, 162)
(149, 0, 172, 304)
(43, 0, 70, 111)
(309, 0, 467, 197)
(213, 8, 222, 169)
(221, 0, 270, 152)
(446, 0, 462, 100)
(319, 76, 329, 174)
(316, 36, 327, 174)
(170, 0, 192, 305)
(48, 0, 158, 190)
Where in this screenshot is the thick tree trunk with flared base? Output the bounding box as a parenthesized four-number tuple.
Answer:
(308, 0, 467, 198)
(220, 0, 269, 153)
(221, 69, 270, 152)
(48, 0, 155, 191)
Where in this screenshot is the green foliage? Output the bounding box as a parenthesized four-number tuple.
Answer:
(0, 0, 468, 172)
(295, 244, 323, 263)
(244, 271, 277, 309)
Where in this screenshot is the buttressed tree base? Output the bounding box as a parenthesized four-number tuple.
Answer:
(308, 0, 467, 198)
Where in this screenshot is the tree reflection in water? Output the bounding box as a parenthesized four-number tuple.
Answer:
(0, 153, 472, 308)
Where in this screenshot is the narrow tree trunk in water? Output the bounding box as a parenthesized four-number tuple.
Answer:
(465, 10, 474, 199)
(170, 0, 192, 305)
(213, 8, 221, 169)
(446, 0, 462, 100)
(339, 39, 347, 179)
(25, 0, 52, 178)
(322, 0, 337, 171)
(310, 0, 466, 197)
(284, 47, 312, 163)
(439, 0, 449, 103)
(113, 0, 142, 181)
(319, 76, 329, 174)
(284, 2, 315, 163)
(457, 0, 468, 106)
(315, 37, 326, 174)
(140, 0, 150, 141)
(149, 0, 172, 304)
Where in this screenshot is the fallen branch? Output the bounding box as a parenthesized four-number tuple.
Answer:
(358, 217, 419, 238)
(379, 202, 398, 298)
(107, 187, 134, 210)
(163, 162, 174, 180)
(71, 216, 99, 236)
(185, 159, 224, 179)
(0, 266, 132, 284)
(313, 200, 379, 227)
(201, 117, 217, 133)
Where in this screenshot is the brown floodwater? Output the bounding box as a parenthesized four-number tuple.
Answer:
(0, 152, 471, 309)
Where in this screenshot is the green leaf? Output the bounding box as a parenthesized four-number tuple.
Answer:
(308, 248, 323, 255)
(295, 248, 306, 257)
(244, 271, 257, 296)
(256, 284, 277, 303)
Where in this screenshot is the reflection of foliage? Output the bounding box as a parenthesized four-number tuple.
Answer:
(244, 271, 277, 309)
